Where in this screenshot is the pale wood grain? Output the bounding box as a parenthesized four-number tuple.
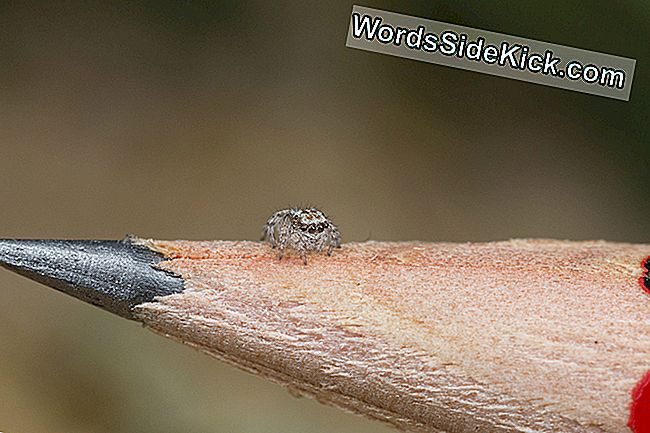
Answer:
(132, 239, 650, 433)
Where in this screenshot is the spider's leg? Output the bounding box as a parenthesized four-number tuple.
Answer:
(275, 217, 292, 258)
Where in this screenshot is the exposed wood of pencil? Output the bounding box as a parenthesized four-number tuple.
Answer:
(127, 239, 649, 433)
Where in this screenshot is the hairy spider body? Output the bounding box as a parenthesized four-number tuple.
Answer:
(262, 207, 341, 265)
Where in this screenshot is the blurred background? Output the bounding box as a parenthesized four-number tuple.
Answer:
(0, 1, 648, 432)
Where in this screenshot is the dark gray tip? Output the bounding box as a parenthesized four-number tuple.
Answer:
(0, 237, 185, 319)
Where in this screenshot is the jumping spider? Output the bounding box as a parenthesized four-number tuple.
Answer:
(262, 207, 341, 265)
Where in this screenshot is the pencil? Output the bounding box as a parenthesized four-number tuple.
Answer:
(1, 236, 649, 433)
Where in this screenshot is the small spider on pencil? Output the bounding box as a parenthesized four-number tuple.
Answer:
(262, 207, 341, 265)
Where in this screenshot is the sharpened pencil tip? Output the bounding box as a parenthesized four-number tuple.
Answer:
(0, 237, 184, 319)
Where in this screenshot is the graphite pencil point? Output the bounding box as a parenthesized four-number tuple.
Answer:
(0, 237, 184, 319)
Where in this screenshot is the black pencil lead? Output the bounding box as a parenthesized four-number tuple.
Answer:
(0, 237, 184, 319)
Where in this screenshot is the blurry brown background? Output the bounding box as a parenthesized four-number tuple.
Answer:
(1, 1, 648, 432)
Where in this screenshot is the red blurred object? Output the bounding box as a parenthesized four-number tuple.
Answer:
(629, 370, 650, 433)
